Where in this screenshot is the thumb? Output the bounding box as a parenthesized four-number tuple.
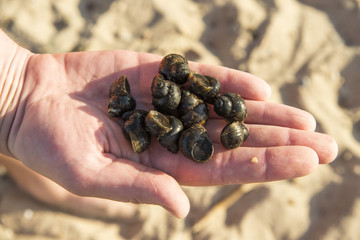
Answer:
(72, 157, 190, 219)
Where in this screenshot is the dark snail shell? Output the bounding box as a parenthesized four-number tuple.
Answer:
(159, 53, 190, 85)
(108, 75, 136, 118)
(177, 90, 209, 129)
(145, 110, 172, 139)
(204, 75, 221, 103)
(214, 93, 247, 123)
(151, 74, 181, 115)
(108, 96, 136, 119)
(187, 73, 221, 104)
(179, 124, 214, 163)
(177, 90, 202, 115)
(181, 104, 209, 129)
(220, 121, 249, 149)
(109, 74, 132, 96)
(158, 116, 184, 153)
(121, 110, 142, 141)
(124, 110, 151, 154)
(121, 109, 137, 122)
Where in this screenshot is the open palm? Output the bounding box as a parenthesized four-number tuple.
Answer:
(10, 50, 337, 218)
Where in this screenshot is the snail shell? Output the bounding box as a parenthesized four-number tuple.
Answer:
(124, 110, 151, 154)
(108, 75, 136, 118)
(158, 116, 184, 153)
(179, 124, 214, 163)
(145, 110, 172, 139)
(187, 73, 221, 104)
(121, 109, 137, 122)
(151, 74, 181, 115)
(220, 121, 249, 149)
(159, 53, 190, 85)
(177, 90, 209, 129)
(108, 96, 136, 119)
(213, 93, 247, 122)
(121, 109, 137, 141)
(109, 74, 131, 96)
(145, 111, 184, 153)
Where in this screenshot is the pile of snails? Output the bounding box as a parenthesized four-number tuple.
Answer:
(107, 53, 248, 163)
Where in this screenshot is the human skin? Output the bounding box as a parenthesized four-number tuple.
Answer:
(0, 30, 338, 218)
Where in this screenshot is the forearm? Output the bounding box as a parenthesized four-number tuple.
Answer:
(0, 30, 32, 156)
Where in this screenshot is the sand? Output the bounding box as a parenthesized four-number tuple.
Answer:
(0, 0, 360, 239)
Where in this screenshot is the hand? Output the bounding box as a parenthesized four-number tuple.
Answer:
(9, 50, 338, 218)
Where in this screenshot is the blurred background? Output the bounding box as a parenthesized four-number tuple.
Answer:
(0, 0, 360, 239)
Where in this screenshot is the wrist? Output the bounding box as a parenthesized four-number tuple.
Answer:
(0, 30, 33, 156)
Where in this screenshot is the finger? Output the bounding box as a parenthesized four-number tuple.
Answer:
(158, 146, 319, 186)
(245, 101, 317, 131)
(208, 100, 316, 131)
(70, 154, 190, 219)
(120, 52, 271, 101)
(244, 125, 338, 164)
(205, 121, 337, 164)
(243, 125, 337, 164)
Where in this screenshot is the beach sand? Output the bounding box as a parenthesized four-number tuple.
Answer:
(0, 0, 360, 239)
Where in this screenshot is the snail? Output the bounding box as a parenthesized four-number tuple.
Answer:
(151, 74, 181, 115)
(121, 109, 137, 141)
(145, 110, 172, 139)
(187, 73, 221, 104)
(177, 90, 209, 129)
(123, 110, 151, 154)
(213, 93, 247, 123)
(145, 110, 184, 153)
(158, 116, 184, 153)
(220, 121, 249, 149)
(179, 124, 214, 163)
(108, 75, 136, 118)
(159, 53, 190, 85)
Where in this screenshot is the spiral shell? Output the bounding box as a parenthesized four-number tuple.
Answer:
(159, 53, 190, 85)
(214, 93, 247, 122)
(179, 124, 214, 163)
(145, 110, 172, 139)
(108, 75, 136, 118)
(124, 110, 151, 154)
(177, 90, 209, 129)
(187, 73, 221, 104)
(220, 121, 249, 149)
(158, 116, 184, 153)
(151, 74, 181, 115)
